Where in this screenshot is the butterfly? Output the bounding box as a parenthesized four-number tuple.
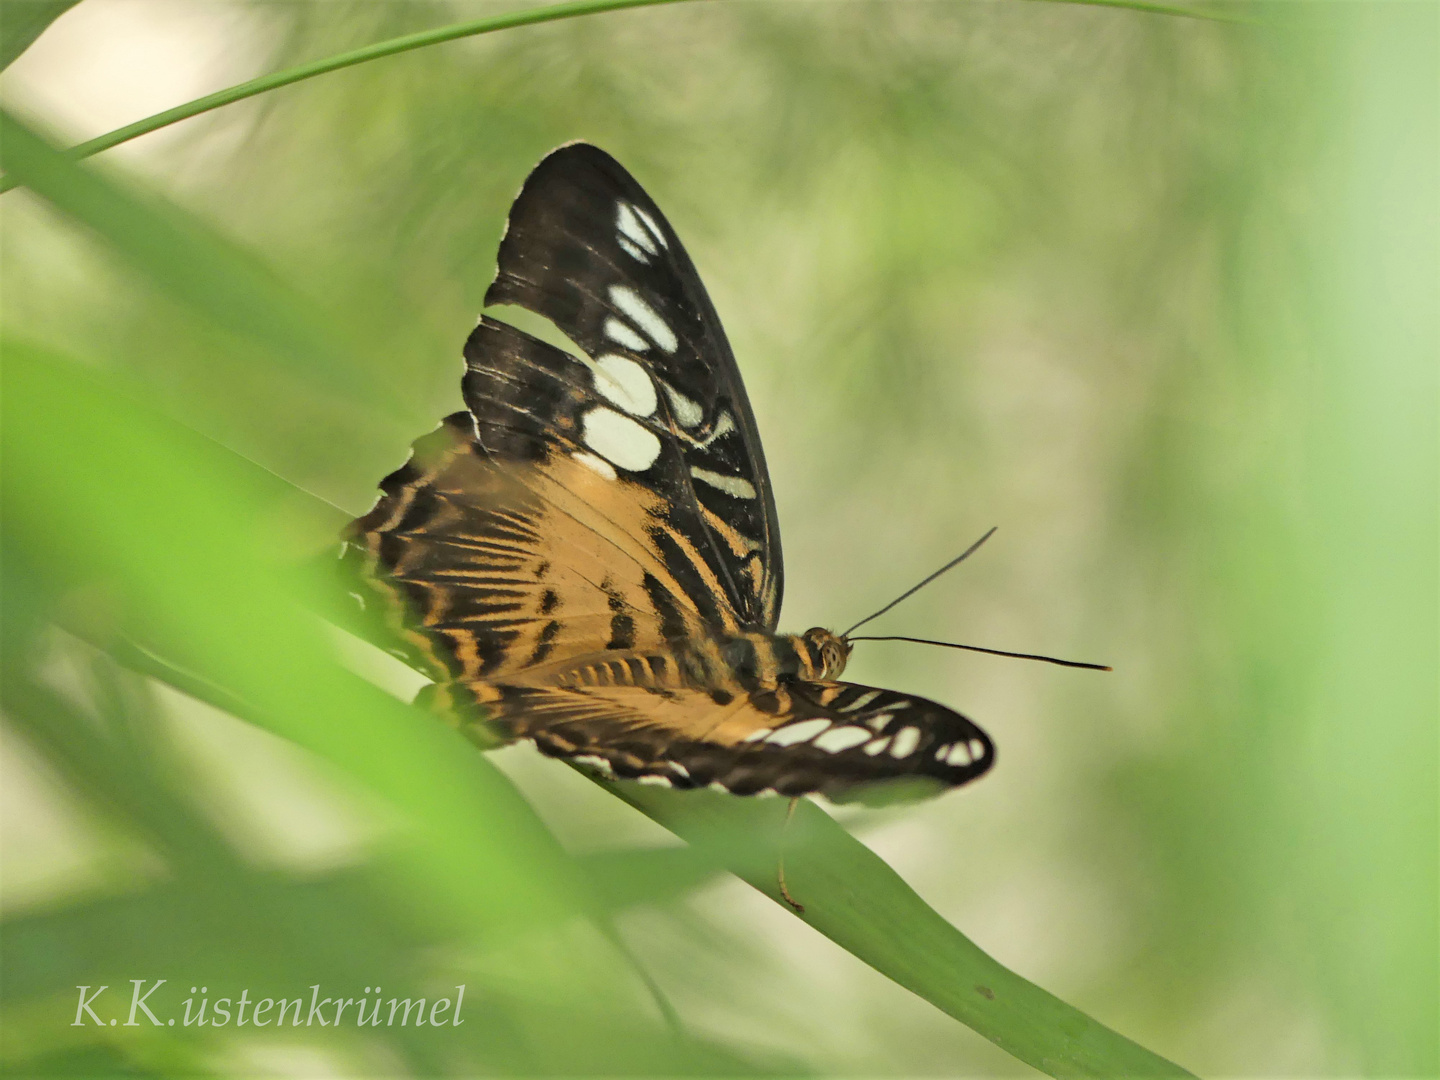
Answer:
(341, 143, 995, 804)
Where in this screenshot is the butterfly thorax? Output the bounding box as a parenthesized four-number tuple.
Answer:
(710, 626, 850, 689)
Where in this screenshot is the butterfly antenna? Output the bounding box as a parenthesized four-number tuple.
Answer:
(847, 635, 1112, 671)
(840, 527, 998, 639)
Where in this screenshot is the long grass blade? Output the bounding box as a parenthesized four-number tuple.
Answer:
(613, 784, 1197, 1079)
(7, 366, 1195, 1077)
(1, 341, 582, 940)
(0, 112, 390, 409)
(0, 0, 1250, 196)
(0, 0, 689, 195)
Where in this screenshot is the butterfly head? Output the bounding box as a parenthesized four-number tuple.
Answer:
(800, 626, 852, 681)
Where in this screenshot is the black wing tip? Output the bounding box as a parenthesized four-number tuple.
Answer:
(524, 140, 634, 190)
(537, 139, 614, 164)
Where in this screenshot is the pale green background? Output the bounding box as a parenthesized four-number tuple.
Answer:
(1, 2, 1435, 1076)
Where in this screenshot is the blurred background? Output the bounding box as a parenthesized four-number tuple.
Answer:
(1, 1, 1434, 1076)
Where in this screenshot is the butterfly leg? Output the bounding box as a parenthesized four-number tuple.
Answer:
(777, 796, 805, 914)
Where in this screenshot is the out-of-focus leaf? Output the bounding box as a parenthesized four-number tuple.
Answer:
(0, 852, 723, 1014)
(0, 0, 685, 192)
(3, 349, 1191, 1077)
(0, 339, 577, 940)
(0, 0, 80, 72)
(0, 113, 365, 401)
(0, 0, 1242, 196)
(1, 337, 800, 1075)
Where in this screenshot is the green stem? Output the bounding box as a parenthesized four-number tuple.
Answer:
(1030, 0, 1253, 22)
(0, 0, 688, 195)
(0, 0, 1249, 196)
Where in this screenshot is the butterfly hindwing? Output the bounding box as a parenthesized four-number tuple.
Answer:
(484, 143, 782, 629)
(458, 677, 993, 800)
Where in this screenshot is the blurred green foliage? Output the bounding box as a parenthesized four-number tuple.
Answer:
(1, 2, 1434, 1077)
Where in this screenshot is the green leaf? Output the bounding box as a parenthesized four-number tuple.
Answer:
(5, 348, 1194, 1076)
(0, 855, 708, 1008)
(0, 0, 1248, 195)
(614, 785, 1196, 1078)
(0, 340, 578, 940)
(1, 339, 789, 1075)
(577, 845, 728, 910)
(0, 0, 81, 72)
(0, 112, 362, 398)
(0, 0, 687, 194)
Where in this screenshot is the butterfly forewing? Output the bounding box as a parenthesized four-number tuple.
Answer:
(484, 143, 782, 629)
(349, 330, 740, 684)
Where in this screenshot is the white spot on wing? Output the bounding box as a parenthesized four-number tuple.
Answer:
(969, 739, 987, 761)
(841, 690, 882, 712)
(571, 754, 615, 776)
(609, 285, 677, 353)
(632, 204, 668, 249)
(617, 236, 647, 261)
(616, 202, 660, 256)
(637, 774, 673, 787)
(888, 727, 921, 759)
(660, 381, 703, 428)
(864, 712, 893, 732)
(693, 411, 735, 449)
(765, 717, 830, 747)
(593, 354, 657, 417)
(865, 737, 892, 756)
(582, 407, 661, 471)
(945, 743, 972, 766)
(689, 466, 757, 500)
(668, 761, 691, 778)
(573, 451, 617, 480)
(605, 318, 650, 352)
(813, 726, 872, 753)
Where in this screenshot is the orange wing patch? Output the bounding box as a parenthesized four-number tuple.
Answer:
(347, 414, 738, 685)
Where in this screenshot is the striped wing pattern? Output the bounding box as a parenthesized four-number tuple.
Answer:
(461, 680, 994, 802)
(345, 143, 997, 801)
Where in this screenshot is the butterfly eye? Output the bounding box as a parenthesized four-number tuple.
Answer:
(797, 627, 848, 679)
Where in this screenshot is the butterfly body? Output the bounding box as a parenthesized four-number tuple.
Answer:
(500, 625, 839, 693)
(344, 143, 995, 802)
